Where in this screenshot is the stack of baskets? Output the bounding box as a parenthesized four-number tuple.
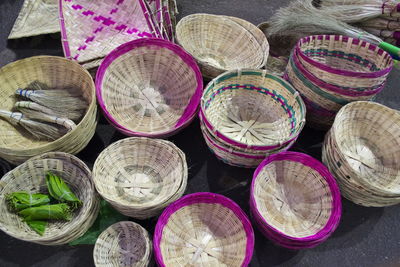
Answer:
(199, 69, 306, 168)
(322, 101, 400, 207)
(250, 152, 342, 249)
(284, 35, 393, 129)
(92, 137, 187, 219)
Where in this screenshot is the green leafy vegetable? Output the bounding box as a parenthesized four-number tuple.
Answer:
(26, 220, 47, 236)
(46, 171, 82, 209)
(18, 203, 72, 221)
(6, 191, 50, 212)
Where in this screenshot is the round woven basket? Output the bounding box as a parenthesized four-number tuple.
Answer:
(200, 69, 306, 152)
(93, 221, 152, 267)
(0, 152, 100, 245)
(0, 56, 97, 165)
(96, 38, 203, 138)
(322, 101, 400, 207)
(93, 137, 188, 219)
(250, 152, 342, 249)
(176, 14, 267, 79)
(154, 192, 254, 266)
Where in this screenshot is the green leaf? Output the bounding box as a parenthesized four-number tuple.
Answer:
(26, 220, 47, 236)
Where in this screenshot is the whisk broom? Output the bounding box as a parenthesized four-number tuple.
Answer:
(357, 17, 400, 30)
(15, 101, 83, 122)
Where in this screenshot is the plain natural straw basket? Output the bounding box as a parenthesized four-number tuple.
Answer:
(0, 152, 100, 245)
(322, 101, 400, 207)
(93, 137, 187, 219)
(154, 192, 254, 266)
(0, 56, 97, 165)
(176, 14, 267, 79)
(200, 69, 306, 151)
(93, 221, 152, 267)
(250, 152, 342, 249)
(96, 38, 203, 138)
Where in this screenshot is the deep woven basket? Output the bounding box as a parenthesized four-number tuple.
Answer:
(250, 152, 342, 249)
(0, 56, 97, 165)
(176, 14, 267, 79)
(322, 101, 400, 207)
(0, 152, 100, 245)
(93, 221, 152, 267)
(92, 137, 187, 219)
(96, 38, 203, 138)
(154, 192, 254, 266)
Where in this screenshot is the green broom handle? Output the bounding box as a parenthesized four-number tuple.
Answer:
(379, 41, 400, 60)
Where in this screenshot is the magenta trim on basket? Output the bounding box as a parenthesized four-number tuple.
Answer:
(96, 38, 203, 137)
(250, 152, 342, 248)
(59, 0, 72, 59)
(138, 0, 162, 38)
(153, 192, 255, 267)
(394, 31, 400, 40)
(296, 35, 393, 78)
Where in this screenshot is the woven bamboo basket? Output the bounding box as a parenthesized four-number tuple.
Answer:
(0, 56, 97, 165)
(93, 137, 188, 219)
(8, 0, 59, 39)
(154, 192, 254, 266)
(96, 38, 203, 138)
(322, 101, 400, 207)
(200, 69, 306, 153)
(250, 152, 342, 249)
(176, 14, 267, 79)
(0, 152, 100, 245)
(93, 221, 152, 267)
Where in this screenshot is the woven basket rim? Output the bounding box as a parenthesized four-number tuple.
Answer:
(250, 151, 342, 241)
(296, 35, 393, 78)
(200, 69, 306, 151)
(0, 55, 97, 153)
(153, 192, 254, 267)
(95, 38, 203, 137)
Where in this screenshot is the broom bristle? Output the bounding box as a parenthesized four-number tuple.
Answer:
(15, 101, 84, 122)
(17, 107, 77, 131)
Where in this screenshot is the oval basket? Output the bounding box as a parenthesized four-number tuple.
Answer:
(93, 221, 152, 267)
(250, 152, 342, 249)
(154, 192, 254, 266)
(0, 152, 100, 245)
(92, 137, 188, 219)
(0, 56, 97, 165)
(322, 101, 400, 207)
(176, 14, 267, 79)
(96, 38, 203, 138)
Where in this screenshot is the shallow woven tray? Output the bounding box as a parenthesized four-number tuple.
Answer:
(0, 152, 100, 245)
(176, 14, 266, 79)
(200, 69, 306, 151)
(250, 152, 342, 249)
(93, 137, 187, 219)
(0, 56, 97, 165)
(96, 38, 202, 138)
(154, 192, 254, 266)
(94, 221, 152, 267)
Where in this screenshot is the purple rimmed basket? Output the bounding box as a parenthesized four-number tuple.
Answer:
(96, 38, 203, 138)
(154, 192, 254, 266)
(250, 152, 342, 249)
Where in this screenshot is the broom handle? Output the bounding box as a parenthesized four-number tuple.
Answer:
(379, 41, 400, 60)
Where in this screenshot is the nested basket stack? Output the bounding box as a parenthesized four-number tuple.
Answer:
(199, 69, 306, 168)
(250, 152, 342, 249)
(92, 137, 188, 219)
(153, 192, 254, 266)
(176, 13, 269, 79)
(0, 152, 100, 245)
(284, 35, 393, 130)
(0, 56, 97, 165)
(322, 101, 400, 207)
(93, 221, 152, 267)
(96, 38, 203, 138)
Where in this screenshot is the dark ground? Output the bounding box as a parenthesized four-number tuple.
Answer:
(0, 0, 400, 266)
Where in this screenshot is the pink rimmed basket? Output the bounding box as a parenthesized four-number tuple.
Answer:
(250, 152, 342, 249)
(154, 192, 254, 266)
(96, 38, 203, 138)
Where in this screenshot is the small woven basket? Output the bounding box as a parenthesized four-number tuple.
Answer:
(322, 101, 400, 207)
(93, 137, 187, 219)
(154, 192, 254, 266)
(93, 221, 152, 267)
(0, 56, 97, 165)
(176, 14, 268, 79)
(96, 38, 203, 138)
(0, 152, 100, 245)
(250, 152, 342, 249)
